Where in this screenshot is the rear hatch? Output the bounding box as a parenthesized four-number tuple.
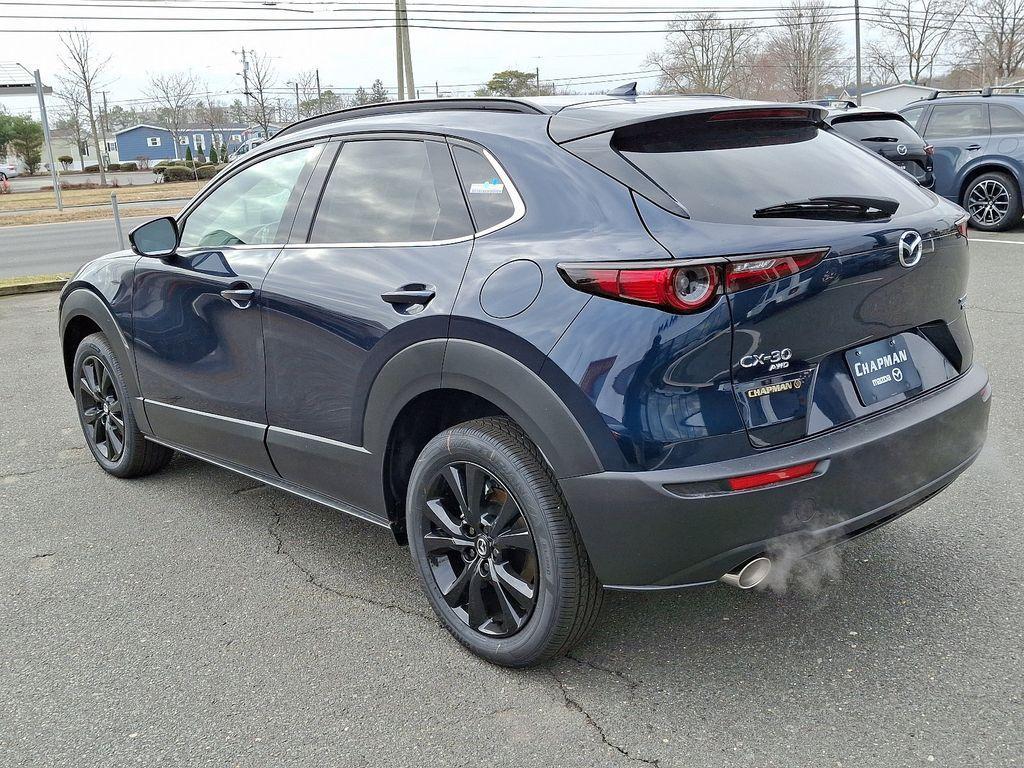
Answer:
(829, 113, 934, 186)
(564, 106, 973, 449)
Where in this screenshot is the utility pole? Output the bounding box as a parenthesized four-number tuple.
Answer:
(399, 0, 415, 99)
(234, 47, 251, 105)
(29, 68, 62, 211)
(854, 0, 863, 106)
(315, 68, 322, 105)
(394, 0, 405, 100)
(293, 81, 300, 120)
(101, 90, 110, 167)
(536, 66, 540, 94)
(435, 80, 439, 97)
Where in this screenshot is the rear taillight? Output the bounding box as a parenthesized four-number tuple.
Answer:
(924, 144, 935, 156)
(724, 249, 828, 293)
(955, 215, 969, 238)
(559, 249, 828, 314)
(559, 263, 720, 314)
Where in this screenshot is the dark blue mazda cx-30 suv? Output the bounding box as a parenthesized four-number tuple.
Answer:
(58, 92, 991, 666)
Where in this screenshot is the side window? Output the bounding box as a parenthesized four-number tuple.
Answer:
(180, 145, 318, 248)
(452, 145, 517, 232)
(309, 139, 472, 244)
(990, 104, 1024, 134)
(900, 106, 925, 130)
(925, 104, 989, 139)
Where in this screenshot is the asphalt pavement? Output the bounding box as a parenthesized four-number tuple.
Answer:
(0, 238, 1021, 767)
(0, 217, 150, 278)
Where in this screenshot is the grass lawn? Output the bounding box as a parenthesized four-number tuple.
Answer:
(0, 180, 207, 213)
(1, 205, 182, 227)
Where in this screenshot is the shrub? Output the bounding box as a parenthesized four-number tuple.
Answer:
(162, 166, 196, 182)
(107, 162, 122, 172)
(196, 164, 219, 180)
(184, 146, 194, 165)
(208, 146, 219, 164)
(83, 164, 99, 172)
(120, 162, 139, 172)
(58, 155, 73, 170)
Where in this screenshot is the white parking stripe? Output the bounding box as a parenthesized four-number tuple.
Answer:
(971, 238, 1024, 245)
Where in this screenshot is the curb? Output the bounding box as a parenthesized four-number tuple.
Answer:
(0, 276, 70, 297)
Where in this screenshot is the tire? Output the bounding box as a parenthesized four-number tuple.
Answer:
(73, 332, 174, 478)
(406, 417, 603, 667)
(962, 171, 1023, 231)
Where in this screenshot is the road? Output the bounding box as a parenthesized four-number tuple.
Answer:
(0, 217, 150, 278)
(6, 171, 157, 192)
(0, 239, 1022, 768)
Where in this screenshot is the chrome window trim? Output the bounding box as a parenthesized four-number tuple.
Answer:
(469, 145, 526, 237)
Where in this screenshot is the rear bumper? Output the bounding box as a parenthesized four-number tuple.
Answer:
(561, 364, 991, 589)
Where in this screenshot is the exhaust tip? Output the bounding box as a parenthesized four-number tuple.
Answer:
(720, 556, 772, 590)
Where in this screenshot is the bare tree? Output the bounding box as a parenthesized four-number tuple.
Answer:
(53, 84, 89, 171)
(869, 0, 967, 84)
(195, 84, 229, 155)
(144, 72, 197, 160)
(959, 0, 1024, 81)
(646, 12, 761, 95)
(766, 0, 846, 100)
(244, 52, 277, 134)
(58, 30, 109, 185)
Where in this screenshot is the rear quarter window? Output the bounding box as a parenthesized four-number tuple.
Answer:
(614, 113, 934, 225)
(452, 145, 517, 232)
(990, 104, 1024, 134)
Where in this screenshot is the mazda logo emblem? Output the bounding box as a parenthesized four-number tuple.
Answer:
(897, 144, 908, 156)
(898, 230, 923, 268)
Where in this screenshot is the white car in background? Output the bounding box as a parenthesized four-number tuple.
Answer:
(227, 137, 265, 163)
(1, 162, 21, 181)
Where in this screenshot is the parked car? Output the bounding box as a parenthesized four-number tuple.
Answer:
(824, 106, 934, 188)
(0, 162, 21, 180)
(901, 90, 1024, 230)
(59, 94, 990, 667)
(227, 137, 265, 162)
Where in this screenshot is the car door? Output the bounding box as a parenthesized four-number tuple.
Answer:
(922, 102, 991, 199)
(260, 135, 476, 512)
(132, 141, 324, 472)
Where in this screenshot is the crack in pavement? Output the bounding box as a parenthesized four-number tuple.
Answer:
(548, 668, 661, 766)
(267, 511, 434, 623)
(29, 552, 56, 559)
(970, 304, 1024, 317)
(566, 653, 643, 691)
(1, 460, 95, 480)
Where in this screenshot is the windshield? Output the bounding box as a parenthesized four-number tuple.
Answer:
(830, 117, 923, 144)
(614, 113, 934, 224)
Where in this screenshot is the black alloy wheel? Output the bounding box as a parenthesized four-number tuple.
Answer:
(420, 462, 538, 637)
(78, 354, 125, 463)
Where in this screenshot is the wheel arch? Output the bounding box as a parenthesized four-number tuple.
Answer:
(957, 160, 1023, 203)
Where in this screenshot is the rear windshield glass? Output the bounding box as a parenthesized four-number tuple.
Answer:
(615, 113, 934, 224)
(830, 117, 923, 144)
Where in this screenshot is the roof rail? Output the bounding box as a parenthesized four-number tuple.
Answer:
(274, 97, 547, 139)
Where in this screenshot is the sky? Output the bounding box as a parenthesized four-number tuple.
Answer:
(0, 0, 881, 121)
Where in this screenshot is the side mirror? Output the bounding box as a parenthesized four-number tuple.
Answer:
(129, 216, 180, 258)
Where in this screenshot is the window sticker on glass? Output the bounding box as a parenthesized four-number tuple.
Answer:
(470, 177, 505, 194)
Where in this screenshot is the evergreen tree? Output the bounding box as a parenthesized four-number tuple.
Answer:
(208, 146, 219, 164)
(369, 79, 390, 104)
(185, 145, 194, 165)
(351, 86, 371, 106)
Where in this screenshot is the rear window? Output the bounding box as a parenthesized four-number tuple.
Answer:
(614, 113, 934, 225)
(830, 117, 923, 144)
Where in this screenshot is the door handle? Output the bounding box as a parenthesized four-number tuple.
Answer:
(220, 286, 255, 309)
(965, 144, 983, 151)
(381, 284, 436, 308)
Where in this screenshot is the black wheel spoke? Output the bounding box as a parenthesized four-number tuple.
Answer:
(495, 528, 535, 553)
(466, 568, 488, 629)
(442, 561, 475, 608)
(420, 461, 538, 638)
(491, 561, 535, 609)
(424, 498, 464, 539)
(77, 355, 125, 464)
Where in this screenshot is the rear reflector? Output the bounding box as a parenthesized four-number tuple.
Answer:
(727, 461, 818, 491)
(724, 249, 828, 294)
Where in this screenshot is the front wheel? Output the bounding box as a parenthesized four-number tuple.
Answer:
(73, 333, 174, 478)
(963, 171, 1023, 231)
(406, 417, 603, 667)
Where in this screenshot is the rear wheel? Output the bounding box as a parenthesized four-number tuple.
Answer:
(406, 417, 603, 667)
(73, 333, 174, 478)
(963, 171, 1022, 231)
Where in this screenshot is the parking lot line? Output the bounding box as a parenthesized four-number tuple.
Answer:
(971, 238, 1024, 245)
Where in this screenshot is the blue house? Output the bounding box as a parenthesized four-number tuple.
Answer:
(115, 123, 250, 165)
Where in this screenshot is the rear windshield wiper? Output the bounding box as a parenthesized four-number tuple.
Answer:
(754, 195, 899, 221)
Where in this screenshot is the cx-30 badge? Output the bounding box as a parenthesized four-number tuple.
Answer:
(898, 230, 923, 268)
